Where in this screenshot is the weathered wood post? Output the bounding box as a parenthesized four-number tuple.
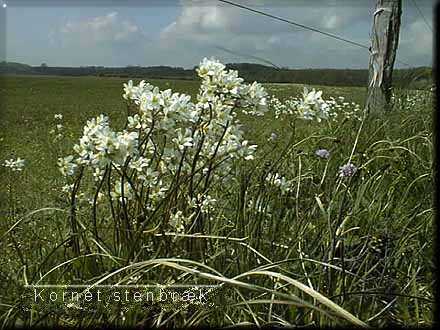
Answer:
(366, 0, 402, 113)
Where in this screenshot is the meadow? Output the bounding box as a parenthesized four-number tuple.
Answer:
(0, 69, 434, 327)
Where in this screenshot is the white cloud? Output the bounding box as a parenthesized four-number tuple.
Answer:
(160, 1, 367, 42)
(157, 1, 370, 68)
(45, 12, 150, 66)
(401, 20, 432, 54)
(398, 18, 433, 66)
(38, 1, 433, 68)
(53, 12, 144, 47)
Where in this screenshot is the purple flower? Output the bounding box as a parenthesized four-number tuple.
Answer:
(315, 149, 330, 159)
(339, 162, 357, 178)
(268, 132, 278, 141)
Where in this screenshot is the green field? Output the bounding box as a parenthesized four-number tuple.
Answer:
(0, 76, 366, 208)
(0, 75, 434, 327)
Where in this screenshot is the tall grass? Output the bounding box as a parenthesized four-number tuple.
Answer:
(0, 74, 434, 327)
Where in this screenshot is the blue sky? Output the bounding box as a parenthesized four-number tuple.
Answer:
(2, 0, 434, 68)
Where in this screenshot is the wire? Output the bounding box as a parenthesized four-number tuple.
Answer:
(214, 45, 282, 69)
(218, 0, 370, 50)
(217, 0, 412, 67)
(410, 0, 433, 32)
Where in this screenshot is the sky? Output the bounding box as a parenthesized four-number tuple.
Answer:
(1, 0, 435, 69)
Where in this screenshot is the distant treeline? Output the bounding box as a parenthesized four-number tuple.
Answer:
(0, 61, 432, 89)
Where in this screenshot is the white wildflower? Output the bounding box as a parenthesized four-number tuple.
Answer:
(111, 180, 134, 202)
(266, 172, 292, 194)
(3, 157, 26, 172)
(58, 155, 77, 176)
(169, 210, 187, 233)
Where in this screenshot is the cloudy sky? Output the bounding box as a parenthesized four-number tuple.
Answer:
(2, 0, 434, 69)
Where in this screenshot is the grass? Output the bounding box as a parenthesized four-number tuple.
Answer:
(0, 75, 434, 327)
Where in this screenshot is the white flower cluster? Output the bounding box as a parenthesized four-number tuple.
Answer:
(169, 210, 187, 233)
(110, 180, 134, 202)
(197, 194, 217, 214)
(297, 88, 330, 122)
(391, 90, 432, 112)
(167, 193, 217, 233)
(59, 58, 267, 219)
(58, 155, 77, 176)
(2, 157, 25, 172)
(74, 115, 138, 168)
(265, 172, 293, 195)
(269, 96, 297, 119)
(50, 113, 65, 141)
(196, 58, 268, 116)
(326, 96, 362, 121)
(269, 88, 362, 122)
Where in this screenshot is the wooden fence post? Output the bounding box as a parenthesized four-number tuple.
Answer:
(366, 0, 402, 113)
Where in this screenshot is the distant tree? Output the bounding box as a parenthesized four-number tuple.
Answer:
(40, 63, 47, 67)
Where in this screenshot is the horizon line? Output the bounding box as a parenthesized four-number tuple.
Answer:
(1, 60, 431, 71)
